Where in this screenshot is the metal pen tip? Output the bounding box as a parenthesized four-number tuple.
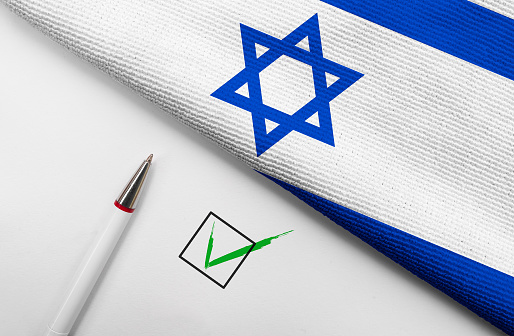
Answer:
(116, 155, 153, 211)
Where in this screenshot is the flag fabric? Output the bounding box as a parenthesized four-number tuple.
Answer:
(4, 0, 513, 333)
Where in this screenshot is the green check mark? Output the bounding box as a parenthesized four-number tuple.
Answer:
(204, 222, 293, 269)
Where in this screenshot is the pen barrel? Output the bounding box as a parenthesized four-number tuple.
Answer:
(45, 208, 132, 336)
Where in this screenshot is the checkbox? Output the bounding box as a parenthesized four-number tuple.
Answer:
(179, 212, 256, 288)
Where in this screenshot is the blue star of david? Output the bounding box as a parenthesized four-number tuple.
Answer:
(211, 14, 364, 156)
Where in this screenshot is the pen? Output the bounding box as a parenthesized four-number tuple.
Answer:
(44, 154, 153, 336)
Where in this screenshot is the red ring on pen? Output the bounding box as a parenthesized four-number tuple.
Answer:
(114, 200, 135, 213)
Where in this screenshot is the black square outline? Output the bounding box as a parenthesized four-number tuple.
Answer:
(179, 211, 256, 289)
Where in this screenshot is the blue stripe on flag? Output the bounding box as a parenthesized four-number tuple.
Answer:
(321, 0, 514, 82)
(262, 173, 514, 334)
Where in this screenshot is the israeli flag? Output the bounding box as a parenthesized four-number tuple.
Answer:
(4, 0, 513, 333)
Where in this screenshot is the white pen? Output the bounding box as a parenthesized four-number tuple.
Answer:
(44, 154, 153, 336)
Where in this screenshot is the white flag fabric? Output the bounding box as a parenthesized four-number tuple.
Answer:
(4, 0, 513, 333)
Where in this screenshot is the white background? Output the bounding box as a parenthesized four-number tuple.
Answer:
(0, 5, 505, 336)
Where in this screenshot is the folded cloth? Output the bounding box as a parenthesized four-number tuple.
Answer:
(4, 0, 513, 333)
